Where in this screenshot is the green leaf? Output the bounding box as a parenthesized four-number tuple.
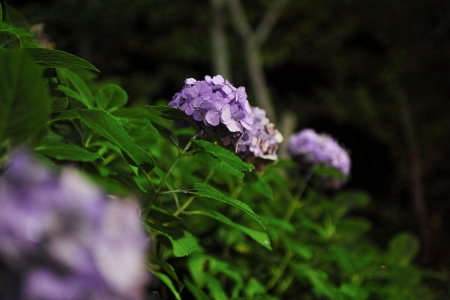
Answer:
(25, 48, 99, 72)
(193, 139, 254, 173)
(205, 276, 228, 300)
(35, 141, 99, 162)
(295, 264, 336, 299)
(148, 257, 184, 292)
(191, 210, 271, 250)
(50, 97, 68, 114)
(56, 68, 94, 108)
(150, 271, 181, 300)
(2, 3, 29, 29)
(388, 232, 420, 265)
(77, 109, 155, 171)
(147, 205, 183, 224)
(95, 83, 127, 112)
(151, 122, 179, 147)
(244, 278, 266, 299)
(0, 49, 50, 143)
(145, 223, 197, 257)
(184, 279, 210, 300)
(0, 30, 21, 49)
(176, 183, 264, 229)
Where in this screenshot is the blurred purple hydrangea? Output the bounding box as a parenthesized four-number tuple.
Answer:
(169, 75, 254, 146)
(288, 129, 351, 188)
(0, 151, 149, 299)
(237, 106, 283, 163)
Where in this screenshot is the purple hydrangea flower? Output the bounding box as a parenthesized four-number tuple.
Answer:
(0, 151, 149, 299)
(237, 107, 283, 162)
(288, 129, 351, 188)
(169, 75, 254, 146)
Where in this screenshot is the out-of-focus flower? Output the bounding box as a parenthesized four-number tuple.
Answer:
(237, 107, 283, 164)
(288, 129, 351, 188)
(169, 75, 254, 147)
(0, 151, 149, 299)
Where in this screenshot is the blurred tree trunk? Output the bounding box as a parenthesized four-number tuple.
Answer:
(210, 0, 231, 79)
(227, 0, 290, 123)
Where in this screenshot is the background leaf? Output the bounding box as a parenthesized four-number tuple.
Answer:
(26, 48, 99, 72)
(56, 68, 94, 108)
(145, 223, 197, 257)
(0, 48, 50, 143)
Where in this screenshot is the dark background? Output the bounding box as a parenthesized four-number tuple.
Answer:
(6, 0, 450, 270)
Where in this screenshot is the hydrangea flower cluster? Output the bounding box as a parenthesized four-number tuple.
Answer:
(237, 106, 283, 161)
(169, 75, 254, 146)
(0, 151, 149, 299)
(288, 129, 351, 188)
(169, 75, 284, 163)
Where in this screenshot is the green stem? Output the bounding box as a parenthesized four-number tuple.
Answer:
(143, 135, 197, 219)
(267, 249, 294, 290)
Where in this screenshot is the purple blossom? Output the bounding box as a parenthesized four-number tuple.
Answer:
(288, 129, 351, 187)
(0, 151, 149, 299)
(237, 107, 283, 162)
(169, 75, 254, 146)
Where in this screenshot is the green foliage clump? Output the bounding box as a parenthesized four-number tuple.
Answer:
(0, 4, 447, 300)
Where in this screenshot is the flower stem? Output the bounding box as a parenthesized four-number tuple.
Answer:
(143, 134, 197, 219)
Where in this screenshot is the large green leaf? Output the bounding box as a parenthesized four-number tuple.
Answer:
(77, 109, 155, 171)
(0, 49, 50, 143)
(35, 141, 99, 162)
(95, 83, 127, 112)
(191, 210, 271, 250)
(176, 183, 264, 229)
(25, 48, 99, 72)
(144, 223, 197, 257)
(0, 30, 21, 49)
(56, 68, 94, 108)
(193, 139, 254, 173)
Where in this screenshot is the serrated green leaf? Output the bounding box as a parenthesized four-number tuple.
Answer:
(148, 257, 185, 292)
(95, 83, 127, 112)
(0, 30, 21, 49)
(0, 48, 50, 143)
(177, 183, 264, 229)
(144, 222, 197, 257)
(150, 271, 181, 300)
(25, 48, 99, 72)
(35, 141, 99, 162)
(151, 122, 179, 147)
(77, 109, 155, 171)
(193, 139, 254, 173)
(191, 210, 271, 250)
(184, 279, 210, 300)
(56, 68, 94, 108)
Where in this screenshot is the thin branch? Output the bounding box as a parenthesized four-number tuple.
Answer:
(227, 0, 252, 40)
(211, 0, 231, 79)
(254, 0, 290, 47)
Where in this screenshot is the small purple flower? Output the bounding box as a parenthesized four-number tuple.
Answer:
(0, 151, 149, 299)
(237, 107, 283, 163)
(288, 129, 351, 188)
(169, 75, 254, 146)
